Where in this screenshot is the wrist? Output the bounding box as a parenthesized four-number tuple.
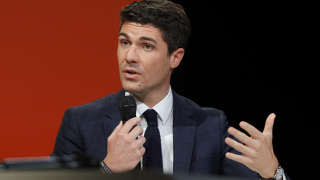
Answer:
(100, 160, 112, 174)
(260, 165, 284, 180)
(103, 155, 123, 173)
(261, 159, 279, 178)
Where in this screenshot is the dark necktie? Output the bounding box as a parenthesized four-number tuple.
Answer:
(143, 109, 163, 172)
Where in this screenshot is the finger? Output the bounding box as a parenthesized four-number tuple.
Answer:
(120, 117, 141, 134)
(239, 121, 263, 139)
(134, 140, 146, 160)
(134, 136, 147, 149)
(227, 127, 256, 147)
(225, 137, 254, 156)
(225, 152, 252, 168)
(134, 146, 145, 163)
(129, 125, 144, 139)
(109, 121, 123, 139)
(138, 147, 146, 156)
(263, 113, 276, 134)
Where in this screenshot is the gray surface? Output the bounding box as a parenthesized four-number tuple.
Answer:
(0, 169, 106, 180)
(0, 169, 254, 180)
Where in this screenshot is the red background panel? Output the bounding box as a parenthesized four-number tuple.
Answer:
(0, 0, 132, 159)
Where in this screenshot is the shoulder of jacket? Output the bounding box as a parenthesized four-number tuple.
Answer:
(65, 91, 121, 114)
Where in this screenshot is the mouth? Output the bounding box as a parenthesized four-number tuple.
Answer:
(125, 69, 138, 74)
(123, 68, 140, 79)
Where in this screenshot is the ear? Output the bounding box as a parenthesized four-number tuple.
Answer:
(169, 48, 185, 69)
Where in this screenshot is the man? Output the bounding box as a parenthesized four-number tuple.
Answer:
(53, 0, 289, 179)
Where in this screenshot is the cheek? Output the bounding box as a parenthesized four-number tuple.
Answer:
(145, 59, 170, 81)
(117, 49, 122, 64)
(117, 47, 126, 64)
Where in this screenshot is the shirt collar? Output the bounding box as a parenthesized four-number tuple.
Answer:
(126, 87, 173, 124)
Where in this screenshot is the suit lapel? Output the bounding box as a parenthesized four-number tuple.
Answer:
(172, 92, 197, 173)
(103, 90, 124, 141)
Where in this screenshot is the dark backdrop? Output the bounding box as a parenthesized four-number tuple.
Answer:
(171, 1, 315, 179)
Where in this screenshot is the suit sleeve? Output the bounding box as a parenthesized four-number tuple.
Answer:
(219, 112, 259, 178)
(52, 108, 85, 156)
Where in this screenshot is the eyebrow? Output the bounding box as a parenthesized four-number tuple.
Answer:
(119, 32, 129, 39)
(140, 36, 157, 44)
(119, 32, 157, 44)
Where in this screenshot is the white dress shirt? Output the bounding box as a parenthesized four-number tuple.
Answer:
(126, 87, 174, 174)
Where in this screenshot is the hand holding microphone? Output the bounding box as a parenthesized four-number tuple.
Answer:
(103, 95, 146, 173)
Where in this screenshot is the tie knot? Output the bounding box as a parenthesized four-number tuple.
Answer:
(143, 109, 158, 127)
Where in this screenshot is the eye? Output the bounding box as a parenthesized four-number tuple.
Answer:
(119, 39, 130, 47)
(143, 43, 154, 51)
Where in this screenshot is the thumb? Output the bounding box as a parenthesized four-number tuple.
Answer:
(263, 113, 276, 135)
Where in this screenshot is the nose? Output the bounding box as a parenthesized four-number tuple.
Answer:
(125, 45, 139, 64)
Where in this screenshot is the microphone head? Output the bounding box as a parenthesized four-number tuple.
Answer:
(119, 95, 136, 122)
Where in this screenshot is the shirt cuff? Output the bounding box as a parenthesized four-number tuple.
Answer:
(282, 173, 287, 180)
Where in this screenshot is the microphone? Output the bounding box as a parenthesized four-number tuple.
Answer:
(119, 94, 136, 123)
(118, 94, 141, 170)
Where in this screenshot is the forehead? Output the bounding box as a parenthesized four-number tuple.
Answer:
(119, 22, 164, 42)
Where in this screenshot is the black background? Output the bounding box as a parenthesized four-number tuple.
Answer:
(170, 1, 315, 179)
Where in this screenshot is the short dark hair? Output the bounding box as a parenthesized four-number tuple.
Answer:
(120, 0, 191, 55)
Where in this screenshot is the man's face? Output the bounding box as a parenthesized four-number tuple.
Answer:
(117, 22, 174, 98)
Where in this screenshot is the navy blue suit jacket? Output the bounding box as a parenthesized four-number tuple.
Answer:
(53, 90, 258, 178)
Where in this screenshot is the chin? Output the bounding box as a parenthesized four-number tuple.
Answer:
(121, 81, 143, 95)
